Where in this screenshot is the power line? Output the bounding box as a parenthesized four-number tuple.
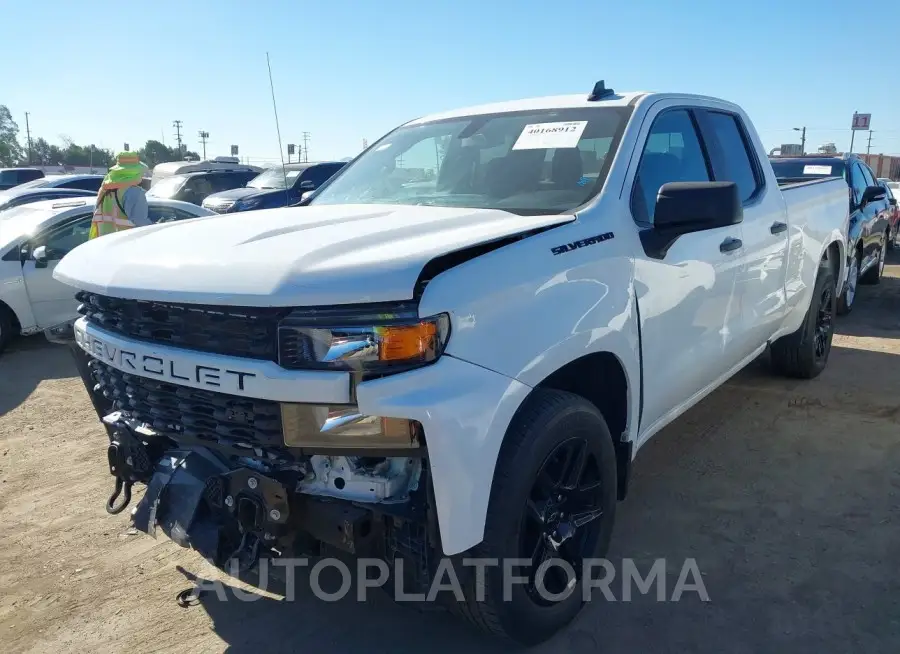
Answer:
(24, 112, 33, 164)
(173, 120, 183, 154)
(302, 132, 310, 162)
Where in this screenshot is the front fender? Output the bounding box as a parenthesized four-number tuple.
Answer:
(356, 356, 531, 556)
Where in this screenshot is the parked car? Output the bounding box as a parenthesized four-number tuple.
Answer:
(150, 157, 261, 187)
(54, 82, 848, 645)
(201, 162, 345, 213)
(0, 197, 214, 353)
(770, 154, 891, 313)
(147, 169, 260, 206)
(0, 167, 45, 190)
(11, 173, 104, 192)
(877, 178, 899, 248)
(0, 187, 98, 212)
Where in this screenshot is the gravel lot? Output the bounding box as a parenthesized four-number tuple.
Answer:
(2, 255, 899, 653)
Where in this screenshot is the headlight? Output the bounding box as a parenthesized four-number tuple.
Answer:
(236, 197, 263, 210)
(278, 302, 450, 373)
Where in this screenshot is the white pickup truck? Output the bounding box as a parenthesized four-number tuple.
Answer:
(54, 82, 848, 645)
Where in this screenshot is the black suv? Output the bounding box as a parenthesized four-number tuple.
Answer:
(201, 162, 345, 213)
(146, 169, 260, 206)
(770, 153, 892, 313)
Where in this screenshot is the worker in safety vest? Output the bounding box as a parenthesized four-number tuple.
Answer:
(89, 151, 150, 239)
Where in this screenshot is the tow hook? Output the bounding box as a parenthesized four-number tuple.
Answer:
(102, 413, 154, 515)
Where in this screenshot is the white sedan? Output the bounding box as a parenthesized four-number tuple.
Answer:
(0, 196, 214, 352)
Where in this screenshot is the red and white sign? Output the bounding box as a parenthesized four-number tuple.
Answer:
(851, 113, 871, 131)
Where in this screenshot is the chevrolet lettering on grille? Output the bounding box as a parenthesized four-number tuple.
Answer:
(75, 322, 256, 393)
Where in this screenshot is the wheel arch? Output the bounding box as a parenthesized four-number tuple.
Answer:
(521, 350, 635, 500)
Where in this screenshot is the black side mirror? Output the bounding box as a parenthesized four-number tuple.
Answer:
(298, 180, 316, 191)
(640, 182, 743, 259)
(890, 197, 897, 207)
(861, 185, 886, 206)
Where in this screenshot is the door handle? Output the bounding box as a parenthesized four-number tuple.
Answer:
(770, 221, 788, 235)
(719, 237, 743, 253)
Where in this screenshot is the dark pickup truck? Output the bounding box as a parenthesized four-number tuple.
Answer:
(770, 154, 892, 313)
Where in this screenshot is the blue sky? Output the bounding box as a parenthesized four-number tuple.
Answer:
(5, 0, 900, 163)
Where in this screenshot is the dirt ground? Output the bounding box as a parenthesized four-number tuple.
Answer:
(2, 255, 899, 654)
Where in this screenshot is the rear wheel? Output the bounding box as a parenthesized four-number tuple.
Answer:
(863, 232, 887, 284)
(453, 389, 617, 645)
(771, 261, 836, 379)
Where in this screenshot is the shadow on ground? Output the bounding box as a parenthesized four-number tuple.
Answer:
(0, 336, 75, 416)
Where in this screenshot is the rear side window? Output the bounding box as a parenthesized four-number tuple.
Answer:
(703, 112, 760, 203)
(632, 109, 710, 223)
(302, 164, 345, 188)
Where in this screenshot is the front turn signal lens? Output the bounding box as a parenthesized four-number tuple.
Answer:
(377, 322, 439, 362)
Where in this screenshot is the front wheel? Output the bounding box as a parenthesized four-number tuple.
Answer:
(454, 389, 618, 646)
(0, 305, 15, 355)
(837, 250, 859, 315)
(771, 261, 836, 379)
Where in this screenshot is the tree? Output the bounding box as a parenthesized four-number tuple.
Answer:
(0, 105, 24, 167)
(137, 139, 200, 168)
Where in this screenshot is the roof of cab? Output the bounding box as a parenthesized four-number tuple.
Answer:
(406, 91, 649, 125)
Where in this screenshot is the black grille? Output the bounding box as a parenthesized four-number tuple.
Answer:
(92, 360, 284, 450)
(77, 291, 284, 361)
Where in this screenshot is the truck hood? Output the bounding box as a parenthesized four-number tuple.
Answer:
(54, 204, 573, 307)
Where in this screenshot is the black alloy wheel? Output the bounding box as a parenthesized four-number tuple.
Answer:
(519, 436, 604, 604)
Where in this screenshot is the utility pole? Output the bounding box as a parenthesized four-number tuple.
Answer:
(866, 130, 874, 155)
(24, 112, 33, 164)
(173, 120, 184, 155)
(198, 130, 209, 159)
(793, 126, 806, 155)
(302, 132, 311, 162)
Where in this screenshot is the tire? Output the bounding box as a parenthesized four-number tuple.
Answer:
(0, 304, 15, 355)
(452, 389, 618, 646)
(836, 249, 860, 315)
(771, 261, 836, 379)
(860, 234, 887, 285)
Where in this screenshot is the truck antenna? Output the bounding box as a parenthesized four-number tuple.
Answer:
(266, 52, 290, 206)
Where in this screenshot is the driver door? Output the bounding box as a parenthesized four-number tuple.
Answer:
(22, 212, 93, 329)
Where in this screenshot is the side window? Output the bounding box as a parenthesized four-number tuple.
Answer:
(632, 109, 710, 223)
(859, 163, 876, 188)
(182, 176, 214, 203)
(34, 214, 93, 259)
(850, 163, 868, 206)
(304, 164, 343, 188)
(148, 206, 202, 223)
(58, 178, 102, 191)
(703, 112, 760, 203)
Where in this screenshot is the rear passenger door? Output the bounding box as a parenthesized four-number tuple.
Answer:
(631, 105, 745, 438)
(695, 108, 788, 351)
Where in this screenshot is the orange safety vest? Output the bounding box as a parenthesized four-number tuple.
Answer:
(89, 189, 136, 239)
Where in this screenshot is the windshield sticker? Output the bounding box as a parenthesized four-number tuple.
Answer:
(513, 121, 588, 150)
(803, 165, 832, 175)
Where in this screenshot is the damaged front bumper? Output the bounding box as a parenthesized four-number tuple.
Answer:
(97, 410, 434, 583)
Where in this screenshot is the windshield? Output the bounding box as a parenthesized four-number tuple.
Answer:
(146, 175, 187, 198)
(0, 204, 57, 244)
(770, 159, 845, 181)
(310, 107, 630, 214)
(248, 167, 305, 190)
